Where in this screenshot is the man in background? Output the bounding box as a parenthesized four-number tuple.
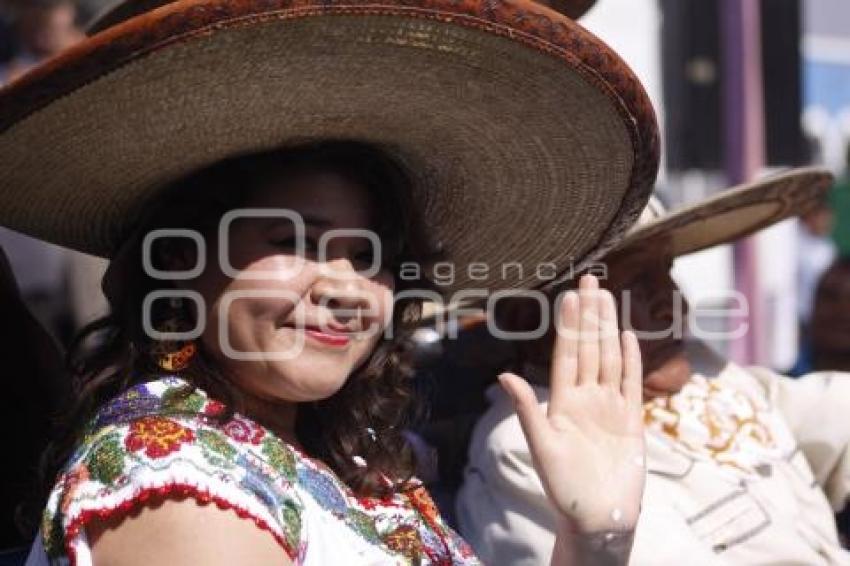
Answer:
(457, 171, 850, 564)
(0, 0, 82, 83)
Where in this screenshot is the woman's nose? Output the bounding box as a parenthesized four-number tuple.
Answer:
(310, 259, 372, 313)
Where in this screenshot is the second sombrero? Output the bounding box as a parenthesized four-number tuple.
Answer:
(617, 167, 834, 257)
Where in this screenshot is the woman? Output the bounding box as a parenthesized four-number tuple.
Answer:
(0, 1, 659, 564)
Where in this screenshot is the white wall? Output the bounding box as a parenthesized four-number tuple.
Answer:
(582, 2, 804, 368)
(580, 0, 667, 182)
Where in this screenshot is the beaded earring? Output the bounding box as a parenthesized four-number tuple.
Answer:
(149, 297, 198, 372)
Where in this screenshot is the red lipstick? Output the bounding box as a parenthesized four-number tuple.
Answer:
(304, 328, 351, 348)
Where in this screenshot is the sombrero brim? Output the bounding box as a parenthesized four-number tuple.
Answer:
(0, 0, 658, 293)
(86, 0, 600, 35)
(616, 167, 834, 258)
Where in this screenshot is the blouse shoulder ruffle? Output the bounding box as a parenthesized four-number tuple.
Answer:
(40, 376, 481, 566)
(41, 377, 304, 563)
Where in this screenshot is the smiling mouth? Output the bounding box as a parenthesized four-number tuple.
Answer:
(302, 327, 353, 348)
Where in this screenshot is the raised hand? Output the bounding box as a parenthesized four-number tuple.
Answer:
(498, 274, 645, 564)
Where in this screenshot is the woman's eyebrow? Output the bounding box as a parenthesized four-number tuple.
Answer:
(302, 214, 334, 228)
(264, 215, 334, 229)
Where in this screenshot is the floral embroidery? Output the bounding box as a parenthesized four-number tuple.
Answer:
(41, 506, 63, 559)
(124, 416, 194, 458)
(204, 399, 226, 417)
(223, 417, 265, 445)
(94, 384, 161, 428)
(643, 375, 789, 476)
(408, 486, 452, 562)
(161, 386, 207, 414)
(261, 436, 296, 482)
(197, 428, 237, 467)
(419, 522, 446, 559)
(408, 486, 441, 526)
(237, 453, 288, 512)
(347, 508, 382, 545)
(59, 465, 90, 516)
(39, 377, 480, 565)
(280, 500, 303, 551)
(384, 524, 424, 559)
(298, 465, 348, 515)
(85, 433, 125, 484)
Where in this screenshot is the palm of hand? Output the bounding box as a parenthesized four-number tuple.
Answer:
(499, 275, 646, 533)
(536, 384, 645, 532)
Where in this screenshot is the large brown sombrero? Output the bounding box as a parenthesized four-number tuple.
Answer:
(0, 0, 658, 293)
(615, 167, 834, 257)
(87, 0, 600, 33)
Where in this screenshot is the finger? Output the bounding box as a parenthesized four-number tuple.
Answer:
(551, 290, 580, 393)
(577, 274, 600, 385)
(621, 330, 643, 406)
(498, 372, 549, 452)
(598, 289, 622, 387)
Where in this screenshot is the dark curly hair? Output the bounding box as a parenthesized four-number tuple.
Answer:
(35, 141, 441, 526)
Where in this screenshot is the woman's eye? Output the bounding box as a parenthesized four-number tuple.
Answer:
(271, 237, 296, 249)
(354, 249, 377, 266)
(271, 237, 318, 253)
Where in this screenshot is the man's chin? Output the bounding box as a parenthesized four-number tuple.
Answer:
(643, 352, 691, 397)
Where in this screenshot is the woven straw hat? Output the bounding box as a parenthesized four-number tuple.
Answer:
(0, 0, 658, 293)
(431, 167, 835, 333)
(86, 0, 600, 33)
(614, 167, 834, 258)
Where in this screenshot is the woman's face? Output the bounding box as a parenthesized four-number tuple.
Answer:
(184, 172, 395, 404)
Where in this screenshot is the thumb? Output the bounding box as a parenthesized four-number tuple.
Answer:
(499, 372, 549, 449)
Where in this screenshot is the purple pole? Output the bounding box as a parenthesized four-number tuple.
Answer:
(721, 0, 766, 365)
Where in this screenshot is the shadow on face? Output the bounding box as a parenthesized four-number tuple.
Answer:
(499, 237, 692, 397)
(601, 240, 692, 396)
(180, 172, 396, 405)
(142, 142, 431, 408)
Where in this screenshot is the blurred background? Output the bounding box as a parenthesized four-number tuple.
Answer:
(574, 0, 850, 375)
(0, 0, 849, 552)
(0, 0, 849, 373)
